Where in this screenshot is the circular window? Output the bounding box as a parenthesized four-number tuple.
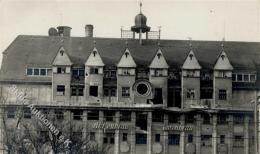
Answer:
(134, 80, 151, 97)
(137, 83, 148, 95)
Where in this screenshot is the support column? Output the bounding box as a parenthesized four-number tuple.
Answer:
(147, 112, 152, 154)
(180, 114, 185, 154)
(195, 114, 201, 154)
(227, 115, 233, 154)
(130, 112, 136, 154)
(114, 111, 120, 154)
(212, 114, 217, 154)
(98, 110, 104, 148)
(83, 111, 88, 140)
(163, 114, 169, 154)
(244, 115, 249, 154)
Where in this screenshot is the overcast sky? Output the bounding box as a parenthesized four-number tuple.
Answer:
(0, 0, 259, 63)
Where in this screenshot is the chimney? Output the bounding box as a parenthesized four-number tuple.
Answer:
(85, 24, 94, 37)
(57, 26, 72, 37)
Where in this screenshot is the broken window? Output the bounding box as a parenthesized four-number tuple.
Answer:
(187, 89, 195, 99)
(89, 86, 98, 97)
(56, 85, 65, 96)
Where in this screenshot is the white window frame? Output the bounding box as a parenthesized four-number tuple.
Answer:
(26, 67, 51, 77)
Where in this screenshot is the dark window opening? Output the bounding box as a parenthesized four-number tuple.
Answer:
(90, 132, 95, 141)
(103, 87, 117, 97)
(234, 136, 244, 147)
(88, 111, 99, 120)
(201, 135, 212, 147)
(7, 108, 15, 119)
(155, 134, 160, 142)
(23, 108, 31, 119)
(217, 114, 228, 124)
(168, 134, 180, 145)
(40, 131, 49, 142)
(187, 89, 195, 99)
(104, 111, 115, 121)
(185, 114, 195, 124)
(71, 86, 84, 96)
(168, 113, 180, 124)
(57, 85, 65, 96)
(188, 134, 193, 143)
(90, 86, 98, 97)
(90, 67, 99, 74)
(55, 110, 64, 120)
(153, 88, 163, 104)
(234, 114, 244, 124)
(136, 133, 147, 144)
(27, 68, 33, 75)
(72, 110, 83, 120)
(57, 67, 66, 74)
(237, 74, 243, 81)
(137, 83, 148, 95)
(200, 89, 213, 99)
(120, 111, 131, 122)
(104, 133, 114, 144)
(203, 114, 211, 124)
(34, 69, 39, 75)
(123, 133, 128, 141)
(136, 112, 147, 131)
(40, 69, 46, 76)
(220, 135, 225, 144)
(152, 112, 164, 122)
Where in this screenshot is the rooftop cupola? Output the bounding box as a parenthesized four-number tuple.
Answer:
(131, 2, 150, 45)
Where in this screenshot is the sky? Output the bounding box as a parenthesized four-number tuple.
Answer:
(0, 0, 259, 64)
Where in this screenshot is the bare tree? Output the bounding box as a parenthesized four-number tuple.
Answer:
(0, 97, 109, 154)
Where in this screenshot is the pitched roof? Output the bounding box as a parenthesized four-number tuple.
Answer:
(214, 51, 233, 70)
(52, 46, 72, 66)
(0, 35, 260, 82)
(149, 48, 169, 69)
(85, 47, 105, 66)
(117, 48, 137, 68)
(182, 50, 201, 70)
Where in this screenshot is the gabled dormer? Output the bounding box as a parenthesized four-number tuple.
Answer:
(214, 51, 233, 70)
(85, 47, 105, 67)
(52, 47, 72, 66)
(52, 46, 72, 74)
(117, 48, 136, 76)
(182, 50, 201, 78)
(149, 48, 169, 77)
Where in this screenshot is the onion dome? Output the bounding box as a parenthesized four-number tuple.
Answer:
(131, 3, 150, 33)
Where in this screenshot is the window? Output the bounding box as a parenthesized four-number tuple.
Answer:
(136, 133, 147, 144)
(55, 110, 64, 120)
(57, 67, 66, 74)
(234, 136, 244, 147)
(27, 68, 33, 75)
(154, 69, 163, 77)
(104, 133, 114, 144)
(89, 86, 98, 97)
(168, 114, 180, 124)
(185, 114, 195, 124)
(120, 111, 131, 122)
(155, 134, 160, 142)
(237, 74, 243, 81)
(250, 74, 256, 82)
(217, 114, 228, 124)
(188, 134, 193, 143)
(201, 135, 212, 147)
(71, 86, 84, 96)
(168, 134, 180, 145)
(88, 111, 99, 120)
(219, 89, 227, 100)
(103, 87, 117, 97)
(234, 114, 244, 124)
(40, 69, 46, 76)
(123, 133, 128, 141)
(90, 67, 99, 74)
(72, 110, 83, 120)
(187, 89, 195, 99)
(232, 74, 236, 81)
(220, 135, 225, 144)
(104, 111, 115, 121)
(56, 85, 65, 96)
(122, 87, 130, 97)
(203, 114, 211, 124)
(104, 70, 117, 79)
(122, 69, 131, 75)
(152, 112, 164, 122)
(90, 132, 95, 141)
(7, 108, 15, 118)
(40, 131, 49, 142)
(34, 69, 39, 75)
(23, 108, 31, 119)
(72, 68, 85, 77)
(244, 74, 249, 82)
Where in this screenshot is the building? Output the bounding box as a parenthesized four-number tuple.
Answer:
(0, 4, 260, 154)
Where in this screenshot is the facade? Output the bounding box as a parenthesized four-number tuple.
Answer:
(0, 5, 260, 154)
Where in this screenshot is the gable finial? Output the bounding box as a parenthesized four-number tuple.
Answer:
(221, 37, 225, 51)
(139, 1, 142, 13)
(188, 37, 193, 51)
(157, 40, 161, 49)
